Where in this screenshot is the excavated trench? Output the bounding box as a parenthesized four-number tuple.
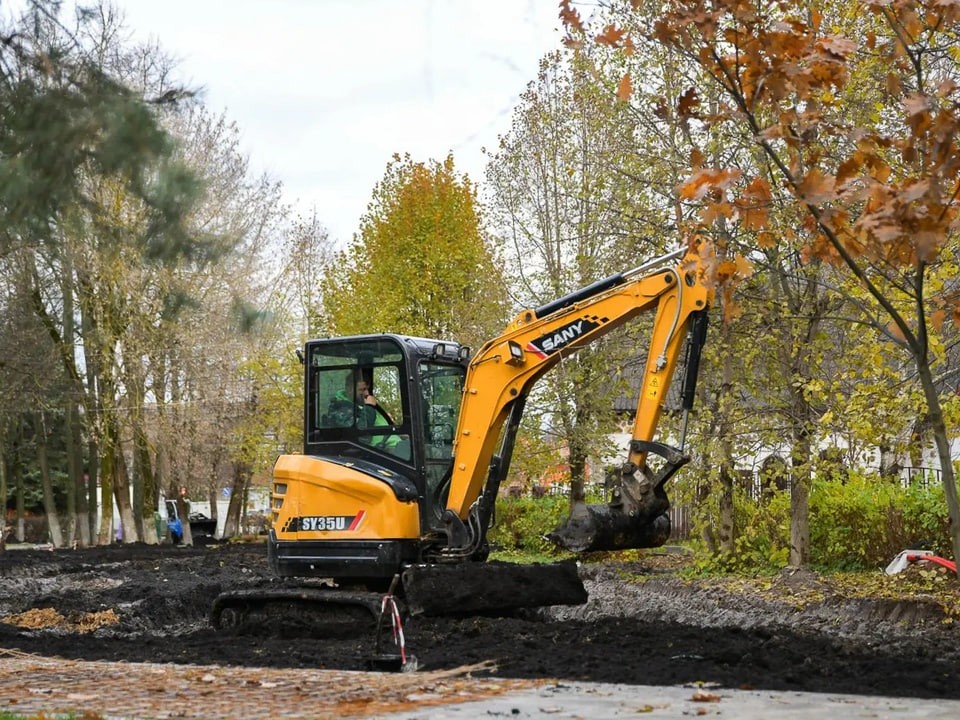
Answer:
(1, 541, 959, 699)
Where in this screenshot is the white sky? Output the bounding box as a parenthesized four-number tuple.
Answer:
(114, 0, 565, 246)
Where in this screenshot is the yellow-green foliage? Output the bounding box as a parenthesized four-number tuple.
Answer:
(694, 472, 949, 573)
(488, 495, 573, 557)
(810, 472, 949, 567)
(492, 474, 949, 573)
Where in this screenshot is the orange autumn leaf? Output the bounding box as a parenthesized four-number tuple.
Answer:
(738, 205, 769, 230)
(937, 78, 958, 96)
(715, 259, 738, 281)
(931, 309, 946, 331)
(737, 177, 772, 228)
(887, 321, 907, 343)
(617, 73, 633, 102)
(904, 93, 931, 117)
(678, 87, 700, 117)
(886, 72, 903, 96)
(757, 230, 777, 248)
(679, 168, 743, 201)
(811, 6, 823, 30)
(722, 288, 744, 323)
(596, 24, 626, 46)
(691, 690, 723, 703)
(836, 156, 862, 185)
(743, 177, 772, 201)
(559, 0, 584, 32)
(797, 168, 837, 204)
(817, 35, 856, 58)
(701, 201, 733, 224)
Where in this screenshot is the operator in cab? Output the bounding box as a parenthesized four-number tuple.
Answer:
(354, 376, 389, 427)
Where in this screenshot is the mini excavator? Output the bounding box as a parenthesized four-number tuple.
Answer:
(213, 244, 714, 635)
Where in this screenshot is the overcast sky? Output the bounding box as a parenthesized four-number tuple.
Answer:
(114, 0, 565, 246)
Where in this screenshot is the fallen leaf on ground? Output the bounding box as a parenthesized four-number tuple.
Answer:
(691, 690, 722, 702)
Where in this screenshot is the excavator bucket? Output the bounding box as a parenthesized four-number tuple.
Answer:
(548, 500, 671, 553)
(401, 559, 587, 616)
(548, 441, 687, 554)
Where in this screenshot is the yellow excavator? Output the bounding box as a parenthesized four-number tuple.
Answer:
(213, 244, 714, 634)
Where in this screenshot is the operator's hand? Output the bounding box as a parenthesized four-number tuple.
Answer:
(363, 394, 378, 406)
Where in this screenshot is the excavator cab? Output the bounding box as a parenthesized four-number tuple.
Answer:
(304, 334, 469, 532)
(268, 335, 471, 581)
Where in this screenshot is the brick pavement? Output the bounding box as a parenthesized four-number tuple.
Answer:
(0, 650, 536, 719)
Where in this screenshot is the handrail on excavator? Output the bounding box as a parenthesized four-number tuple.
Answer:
(624, 246, 687, 278)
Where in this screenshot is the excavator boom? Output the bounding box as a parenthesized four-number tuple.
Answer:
(440, 244, 714, 555)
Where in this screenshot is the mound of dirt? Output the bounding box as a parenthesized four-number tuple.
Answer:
(1, 542, 958, 699)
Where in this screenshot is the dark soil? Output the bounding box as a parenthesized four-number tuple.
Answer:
(2, 541, 959, 699)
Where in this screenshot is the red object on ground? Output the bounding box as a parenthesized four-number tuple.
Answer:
(906, 554, 957, 573)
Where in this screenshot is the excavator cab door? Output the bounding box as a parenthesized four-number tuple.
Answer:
(416, 361, 465, 531)
(305, 338, 414, 463)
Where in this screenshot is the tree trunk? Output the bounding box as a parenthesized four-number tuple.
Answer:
(168, 482, 194, 547)
(716, 322, 737, 554)
(916, 362, 960, 572)
(113, 439, 138, 543)
(87, 442, 99, 543)
(568, 442, 589, 504)
(126, 363, 158, 544)
(98, 442, 114, 545)
(208, 486, 220, 527)
(15, 448, 25, 543)
(62, 399, 81, 547)
(134, 448, 160, 545)
(717, 462, 736, 553)
(133, 410, 159, 545)
(223, 462, 249, 539)
(68, 400, 91, 547)
(61, 249, 82, 547)
(78, 275, 104, 543)
(36, 415, 64, 548)
(565, 393, 590, 504)
(789, 422, 812, 568)
(0, 446, 8, 553)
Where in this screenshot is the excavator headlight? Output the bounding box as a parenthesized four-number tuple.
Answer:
(507, 340, 525, 365)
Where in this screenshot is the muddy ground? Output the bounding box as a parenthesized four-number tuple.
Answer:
(1, 541, 959, 700)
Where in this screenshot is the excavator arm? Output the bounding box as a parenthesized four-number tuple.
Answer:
(440, 245, 714, 556)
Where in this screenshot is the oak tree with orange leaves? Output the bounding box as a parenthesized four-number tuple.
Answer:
(564, 0, 960, 569)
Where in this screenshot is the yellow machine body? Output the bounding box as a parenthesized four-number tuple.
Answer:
(272, 454, 420, 542)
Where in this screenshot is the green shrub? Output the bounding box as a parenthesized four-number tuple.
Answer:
(487, 494, 574, 557)
(690, 488, 791, 575)
(809, 471, 949, 568)
(691, 471, 950, 574)
(491, 472, 950, 572)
